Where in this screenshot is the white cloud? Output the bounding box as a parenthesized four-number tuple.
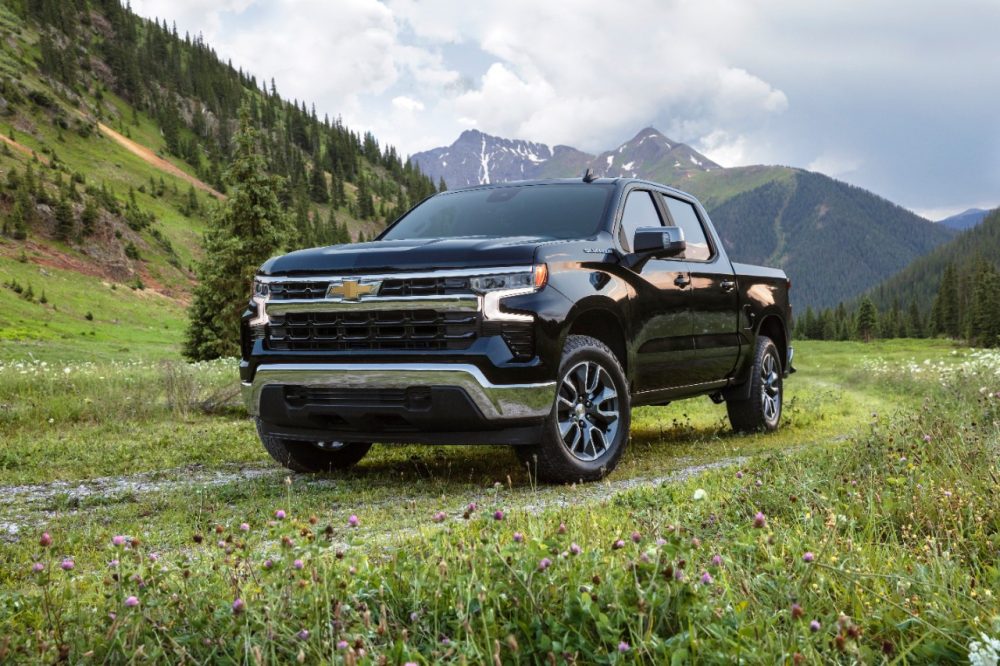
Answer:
(807, 154, 862, 179)
(127, 0, 1000, 211)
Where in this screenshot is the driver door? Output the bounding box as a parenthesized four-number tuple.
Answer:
(618, 189, 695, 392)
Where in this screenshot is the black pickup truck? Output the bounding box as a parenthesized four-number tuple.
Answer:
(241, 177, 793, 482)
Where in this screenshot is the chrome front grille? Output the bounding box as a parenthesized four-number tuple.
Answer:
(265, 309, 478, 352)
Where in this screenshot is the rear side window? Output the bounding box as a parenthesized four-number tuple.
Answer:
(618, 190, 662, 251)
(661, 195, 712, 261)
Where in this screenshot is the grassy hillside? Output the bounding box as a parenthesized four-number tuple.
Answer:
(0, 1, 435, 359)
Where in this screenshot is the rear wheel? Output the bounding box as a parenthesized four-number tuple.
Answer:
(517, 335, 630, 483)
(727, 335, 783, 433)
(256, 419, 372, 472)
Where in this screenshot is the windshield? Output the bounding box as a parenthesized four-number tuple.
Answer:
(382, 183, 613, 241)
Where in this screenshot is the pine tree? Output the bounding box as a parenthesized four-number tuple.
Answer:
(183, 106, 290, 361)
(906, 300, 923, 338)
(81, 198, 98, 235)
(967, 261, 1000, 347)
(438, 176, 447, 192)
(54, 194, 74, 241)
(856, 297, 879, 342)
(309, 156, 329, 203)
(935, 263, 961, 338)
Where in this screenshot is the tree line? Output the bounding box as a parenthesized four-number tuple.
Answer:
(795, 258, 1000, 348)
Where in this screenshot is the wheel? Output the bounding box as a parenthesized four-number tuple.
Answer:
(727, 335, 783, 433)
(517, 335, 630, 483)
(256, 419, 372, 472)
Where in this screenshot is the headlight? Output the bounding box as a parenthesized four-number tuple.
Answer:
(476, 265, 547, 322)
(470, 265, 547, 294)
(249, 278, 270, 327)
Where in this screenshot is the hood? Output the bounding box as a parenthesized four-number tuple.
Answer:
(260, 237, 546, 276)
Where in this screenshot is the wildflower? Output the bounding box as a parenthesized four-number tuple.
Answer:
(61, 558, 75, 571)
(612, 539, 625, 550)
(558, 523, 567, 534)
(711, 554, 723, 567)
(441, 637, 451, 646)
(968, 632, 1000, 666)
(618, 641, 630, 652)
(32, 562, 44, 573)
(791, 603, 803, 619)
(691, 537, 701, 548)
(337, 640, 349, 650)
(148, 553, 159, 563)
(631, 531, 642, 543)
(753, 512, 767, 528)
(293, 559, 304, 570)
(39, 533, 52, 548)
(112, 535, 126, 547)
(809, 620, 821, 633)
(656, 538, 667, 547)
(493, 510, 504, 521)
(467, 502, 477, 513)
(348, 515, 359, 528)
(570, 543, 581, 555)
(125, 596, 139, 608)
(240, 523, 250, 532)
(700, 572, 713, 585)
(922, 434, 932, 443)
(755, 479, 763, 487)
(217, 540, 226, 549)
(275, 510, 286, 520)
(674, 569, 685, 581)
(297, 629, 310, 641)
(433, 511, 446, 523)
(693, 488, 707, 501)
(109, 559, 119, 568)
(538, 557, 552, 571)
(736, 471, 744, 479)
(232, 598, 245, 614)
(410, 611, 420, 622)
(513, 532, 524, 543)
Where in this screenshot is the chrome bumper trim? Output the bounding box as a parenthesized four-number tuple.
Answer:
(266, 295, 480, 316)
(244, 363, 556, 421)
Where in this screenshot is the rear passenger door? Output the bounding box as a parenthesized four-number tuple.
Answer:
(617, 188, 695, 392)
(659, 193, 740, 383)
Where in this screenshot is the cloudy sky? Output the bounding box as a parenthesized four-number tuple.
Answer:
(129, 0, 999, 219)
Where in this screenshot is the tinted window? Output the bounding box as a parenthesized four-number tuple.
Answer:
(382, 184, 613, 240)
(618, 190, 662, 251)
(661, 195, 711, 261)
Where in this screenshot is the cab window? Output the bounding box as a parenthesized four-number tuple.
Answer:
(661, 194, 712, 261)
(618, 190, 662, 252)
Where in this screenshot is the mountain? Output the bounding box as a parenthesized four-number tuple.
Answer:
(411, 127, 718, 189)
(0, 0, 435, 359)
(937, 208, 989, 231)
(413, 129, 953, 309)
(868, 208, 1000, 315)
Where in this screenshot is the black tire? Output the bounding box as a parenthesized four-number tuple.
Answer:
(727, 335, 783, 433)
(256, 419, 372, 473)
(516, 335, 631, 483)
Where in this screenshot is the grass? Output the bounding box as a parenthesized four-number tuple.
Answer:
(2, 339, 999, 663)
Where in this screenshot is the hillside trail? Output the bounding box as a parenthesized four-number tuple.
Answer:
(0, 134, 49, 164)
(95, 122, 226, 199)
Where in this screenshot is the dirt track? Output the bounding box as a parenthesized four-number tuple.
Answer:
(96, 122, 225, 199)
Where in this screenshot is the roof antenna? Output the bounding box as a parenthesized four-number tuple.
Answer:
(582, 168, 597, 183)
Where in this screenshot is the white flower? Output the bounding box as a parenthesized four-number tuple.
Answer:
(969, 633, 1000, 666)
(693, 488, 707, 501)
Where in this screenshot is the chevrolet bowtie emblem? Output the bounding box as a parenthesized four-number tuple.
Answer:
(327, 279, 378, 301)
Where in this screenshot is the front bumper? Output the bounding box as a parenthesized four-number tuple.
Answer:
(242, 362, 556, 422)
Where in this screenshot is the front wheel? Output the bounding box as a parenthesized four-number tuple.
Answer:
(256, 419, 372, 472)
(516, 335, 630, 483)
(727, 335, 783, 433)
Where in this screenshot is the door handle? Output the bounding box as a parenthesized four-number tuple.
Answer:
(674, 274, 690, 288)
(720, 279, 736, 292)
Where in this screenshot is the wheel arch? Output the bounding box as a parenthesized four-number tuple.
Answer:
(564, 303, 629, 379)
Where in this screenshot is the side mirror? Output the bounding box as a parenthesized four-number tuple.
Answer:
(633, 226, 686, 257)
